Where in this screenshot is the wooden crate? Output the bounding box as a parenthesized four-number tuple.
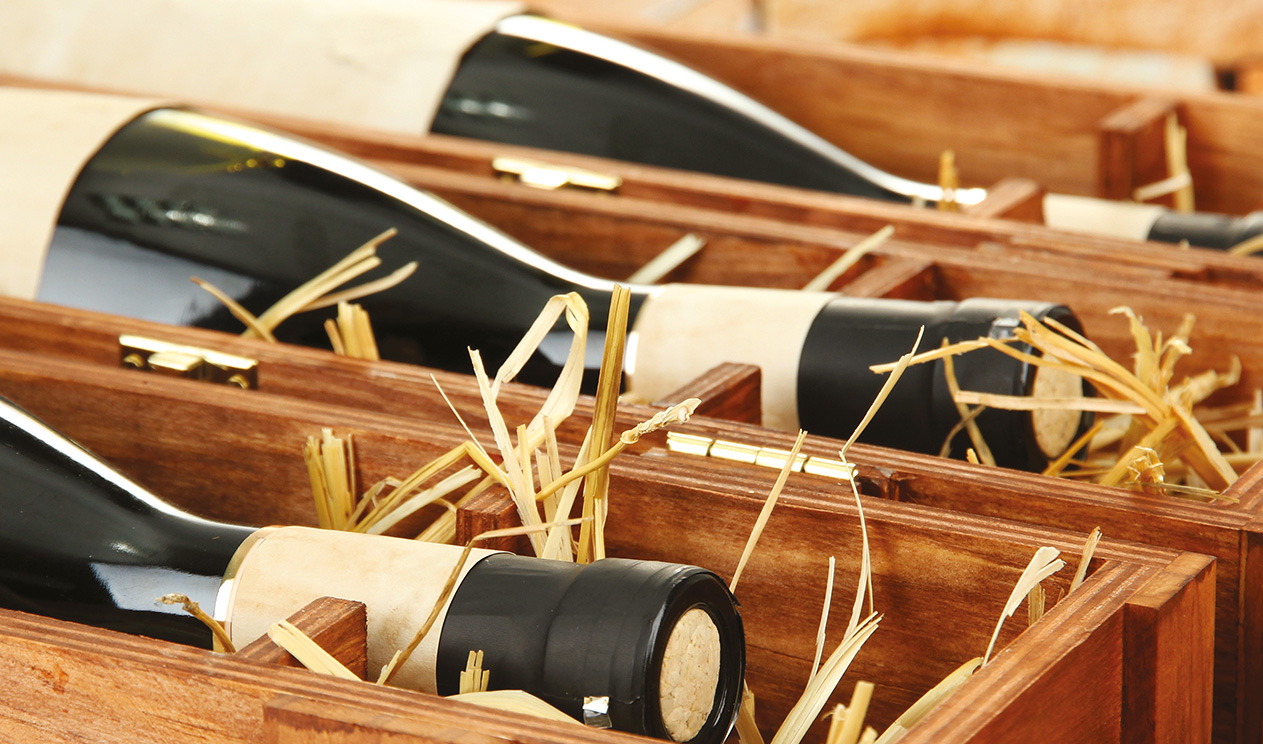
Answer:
(0, 316, 1213, 743)
(219, 140, 1263, 423)
(290, 123, 1263, 292)
(5, 109, 1263, 742)
(319, 156, 1263, 744)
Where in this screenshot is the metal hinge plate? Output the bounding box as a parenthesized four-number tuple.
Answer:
(119, 335, 258, 389)
(492, 156, 622, 193)
(666, 432, 855, 480)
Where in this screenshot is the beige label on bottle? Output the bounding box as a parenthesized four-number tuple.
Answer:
(0, 0, 522, 134)
(220, 526, 500, 692)
(1043, 193, 1166, 241)
(626, 284, 834, 431)
(0, 87, 168, 300)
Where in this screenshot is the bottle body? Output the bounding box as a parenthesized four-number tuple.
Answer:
(433, 16, 1262, 251)
(46, 106, 638, 380)
(0, 395, 254, 646)
(10, 94, 1087, 468)
(0, 6, 1255, 249)
(0, 395, 745, 743)
(433, 16, 951, 204)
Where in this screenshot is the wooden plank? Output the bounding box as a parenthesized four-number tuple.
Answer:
(963, 177, 1046, 221)
(835, 257, 937, 299)
(238, 597, 369, 681)
(1121, 551, 1217, 744)
(0, 607, 616, 744)
(265, 694, 533, 744)
(653, 362, 762, 425)
(1098, 97, 1178, 203)
(1240, 520, 1263, 744)
(760, 0, 1263, 69)
(456, 490, 532, 554)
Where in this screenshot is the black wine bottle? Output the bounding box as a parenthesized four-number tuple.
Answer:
(5, 88, 1088, 470)
(0, 394, 744, 743)
(0, 5, 1258, 249)
(431, 15, 1263, 250)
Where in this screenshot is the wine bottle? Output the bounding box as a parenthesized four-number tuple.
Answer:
(0, 5, 1257, 249)
(0, 394, 745, 743)
(432, 15, 1263, 250)
(3, 87, 1088, 471)
(0, 4, 1257, 248)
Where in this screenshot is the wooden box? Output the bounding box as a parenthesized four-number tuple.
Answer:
(0, 300, 1214, 743)
(301, 121, 1263, 292)
(283, 145, 1263, 744)
(3, 88, 1263, 737)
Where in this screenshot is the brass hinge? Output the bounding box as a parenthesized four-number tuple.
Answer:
(666, 432, 855, 480)
(492, 156, 622, 193)
(119, 335, 258, 389)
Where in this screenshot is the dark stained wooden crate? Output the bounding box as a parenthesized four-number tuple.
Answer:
(0, 316, 1214, 743)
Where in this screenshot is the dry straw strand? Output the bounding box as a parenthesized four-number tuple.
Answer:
(736, 683, 766, 744)
(196, 229, 417, 345)
(267, 620, 360, 681)
(983, 547, 1064, 665)
(1070, 528, 1103, 593)
(803, 225, 895, 292)
(626, 233, 707, 284)
(447, 690, 580, 724)
(870, 310, 1242, 496)
(579, 285, 632, 563)
(730, 430, 808, 594)
(842, 327, 925, 459)
(159, 593, 235, 653)
(1229, 232, 1263, 256)
(459, 649, 490, 694)
(191, 277, 276, 341)
(873, 657, 982, 743)
(770, 614, 882, 744)
(942, 342, 995, 466)
(811, 557, 838, 681)
(832, 681, 875, 744)
(937, 150, 960, 212)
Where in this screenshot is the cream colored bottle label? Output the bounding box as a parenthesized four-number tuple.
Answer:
(0, 0, 522, 134)
(626, 284, 834, 431)
(1043, 193, 1166, 241)
(0, 88, 167, 300)
(219, 526, 500, 691)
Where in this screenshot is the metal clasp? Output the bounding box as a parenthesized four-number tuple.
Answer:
(119, 335, 258, 389)
(666, 432, 855, 480)
(492, 156, 622, 193)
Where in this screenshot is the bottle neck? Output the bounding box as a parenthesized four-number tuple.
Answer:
(796, 296, 1089, 468)
(436, 552, 743, 744)
(626, 287, 1090, 469)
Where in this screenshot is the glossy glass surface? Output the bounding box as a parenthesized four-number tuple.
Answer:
(46, 109, 646, 384)
(0, 398, 254, 647)
(432, 30, 907, 201)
